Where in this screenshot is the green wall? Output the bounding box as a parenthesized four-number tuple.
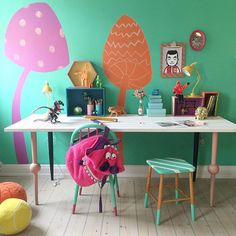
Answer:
(1, 0, 236, 165)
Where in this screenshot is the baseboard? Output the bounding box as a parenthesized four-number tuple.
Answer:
(1, 164, 236, 178)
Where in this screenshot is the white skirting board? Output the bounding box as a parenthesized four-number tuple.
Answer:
(0, 164, 236, 178)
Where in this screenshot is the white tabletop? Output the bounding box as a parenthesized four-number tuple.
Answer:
(4, 114, 236, 133)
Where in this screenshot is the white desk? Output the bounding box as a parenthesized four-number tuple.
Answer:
(5, 114, 236, 206)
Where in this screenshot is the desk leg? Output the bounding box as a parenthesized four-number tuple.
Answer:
(208, 132, 219, 207)
(193, 132, 200, 182)
(29, 132, 41, 205)
(48, 132, 54, 181)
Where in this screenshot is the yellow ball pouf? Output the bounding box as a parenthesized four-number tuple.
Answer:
(0, 198, 32, 235)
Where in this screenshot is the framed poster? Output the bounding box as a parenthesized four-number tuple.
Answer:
(160, 42, 185, 78)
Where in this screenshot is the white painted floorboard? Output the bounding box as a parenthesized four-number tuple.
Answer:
(1, 176, 236, 236)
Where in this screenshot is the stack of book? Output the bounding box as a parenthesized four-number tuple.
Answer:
(147, 94, 166, 117)
(206, 95, 217, 116)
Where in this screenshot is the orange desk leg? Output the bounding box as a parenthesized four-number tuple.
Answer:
(29, 132, 41, 205)
(208, 132, 219, 207)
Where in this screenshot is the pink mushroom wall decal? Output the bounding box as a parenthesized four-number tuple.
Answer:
(5, 3, 69, 164)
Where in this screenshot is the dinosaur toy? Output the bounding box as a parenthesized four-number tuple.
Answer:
(32, 100, 64, 123)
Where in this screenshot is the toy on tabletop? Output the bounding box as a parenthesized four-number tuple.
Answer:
(68, 61, 97, 87)
(93, 75, 102, 88)
(32, 100, 64, 123)
(108, 106, 126, 117)
(195, 106, 208, 120)
(4, 2, 69, 164)
(173, 80, 190, 103)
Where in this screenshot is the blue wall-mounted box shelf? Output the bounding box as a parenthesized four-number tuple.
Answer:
(66, 87, 105, 116)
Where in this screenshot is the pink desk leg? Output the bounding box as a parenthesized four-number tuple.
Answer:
(208, 132, 220, 207)
(29, 132, 41, 205)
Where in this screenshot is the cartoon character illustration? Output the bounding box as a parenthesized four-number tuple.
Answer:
(32, 100, 64, 123)
(173, 81, 190, 103)
(164, 50, 180, 74)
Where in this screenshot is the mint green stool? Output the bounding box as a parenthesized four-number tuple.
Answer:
(144, 157, 196, 225)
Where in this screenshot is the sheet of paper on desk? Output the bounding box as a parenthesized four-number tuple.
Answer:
(156, 120, 206, 127)
(156, 122, 181, 127)
(178, 120, 206, 127)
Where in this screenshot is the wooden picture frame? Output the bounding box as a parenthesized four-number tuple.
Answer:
(160, 42, 185, 78)
(67, 61, 97, 87)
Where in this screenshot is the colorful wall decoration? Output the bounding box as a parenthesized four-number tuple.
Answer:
(4, 2, 69, 163)
(103, 15, 152, 108)
(1, 0, 236, 166)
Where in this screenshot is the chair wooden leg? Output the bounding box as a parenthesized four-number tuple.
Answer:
(189, 172, 195, 221)
(156, 174, 163, 225)
(109, 175, 117, 216)
(175, 173, 179, 205)
(144, 166, 153, 208)
(72, 184, 79, 214)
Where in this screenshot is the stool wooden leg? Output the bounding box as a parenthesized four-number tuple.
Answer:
(144, 166, 152, 208)
(175, 173, 179, 205)
(189, 172, 195, 221)
(156, 174, 164, 225)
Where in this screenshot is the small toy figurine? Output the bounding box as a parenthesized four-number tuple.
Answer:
(195, 106, 208, 120)
(32, 100, 64, 123)
(93, 75, 102, 88)
(74, 64, 90, 87)
(173, 80, 190, 103)
(108, 106, 126, 117)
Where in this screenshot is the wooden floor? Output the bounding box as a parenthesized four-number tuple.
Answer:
(1, 175, 236, 236)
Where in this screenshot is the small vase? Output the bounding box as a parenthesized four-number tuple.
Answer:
(95, 104, 102, 116)
(87, 104, 94, 116)
(138, 99, 144, 116)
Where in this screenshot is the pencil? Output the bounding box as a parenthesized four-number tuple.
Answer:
(84, 115, 118, 122)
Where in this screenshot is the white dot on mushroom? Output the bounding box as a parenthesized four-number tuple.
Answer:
(19, 19, 26, 27)
(49, 45, 55, 53)
(35, 27, 42, 35)
(35, 11, 43, 18)
(37, 60, 44, 68)
(19, 39, 26, 47)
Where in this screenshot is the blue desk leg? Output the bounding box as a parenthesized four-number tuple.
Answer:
(193, 132, 200, 182)
(48, 132, 54, 181)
